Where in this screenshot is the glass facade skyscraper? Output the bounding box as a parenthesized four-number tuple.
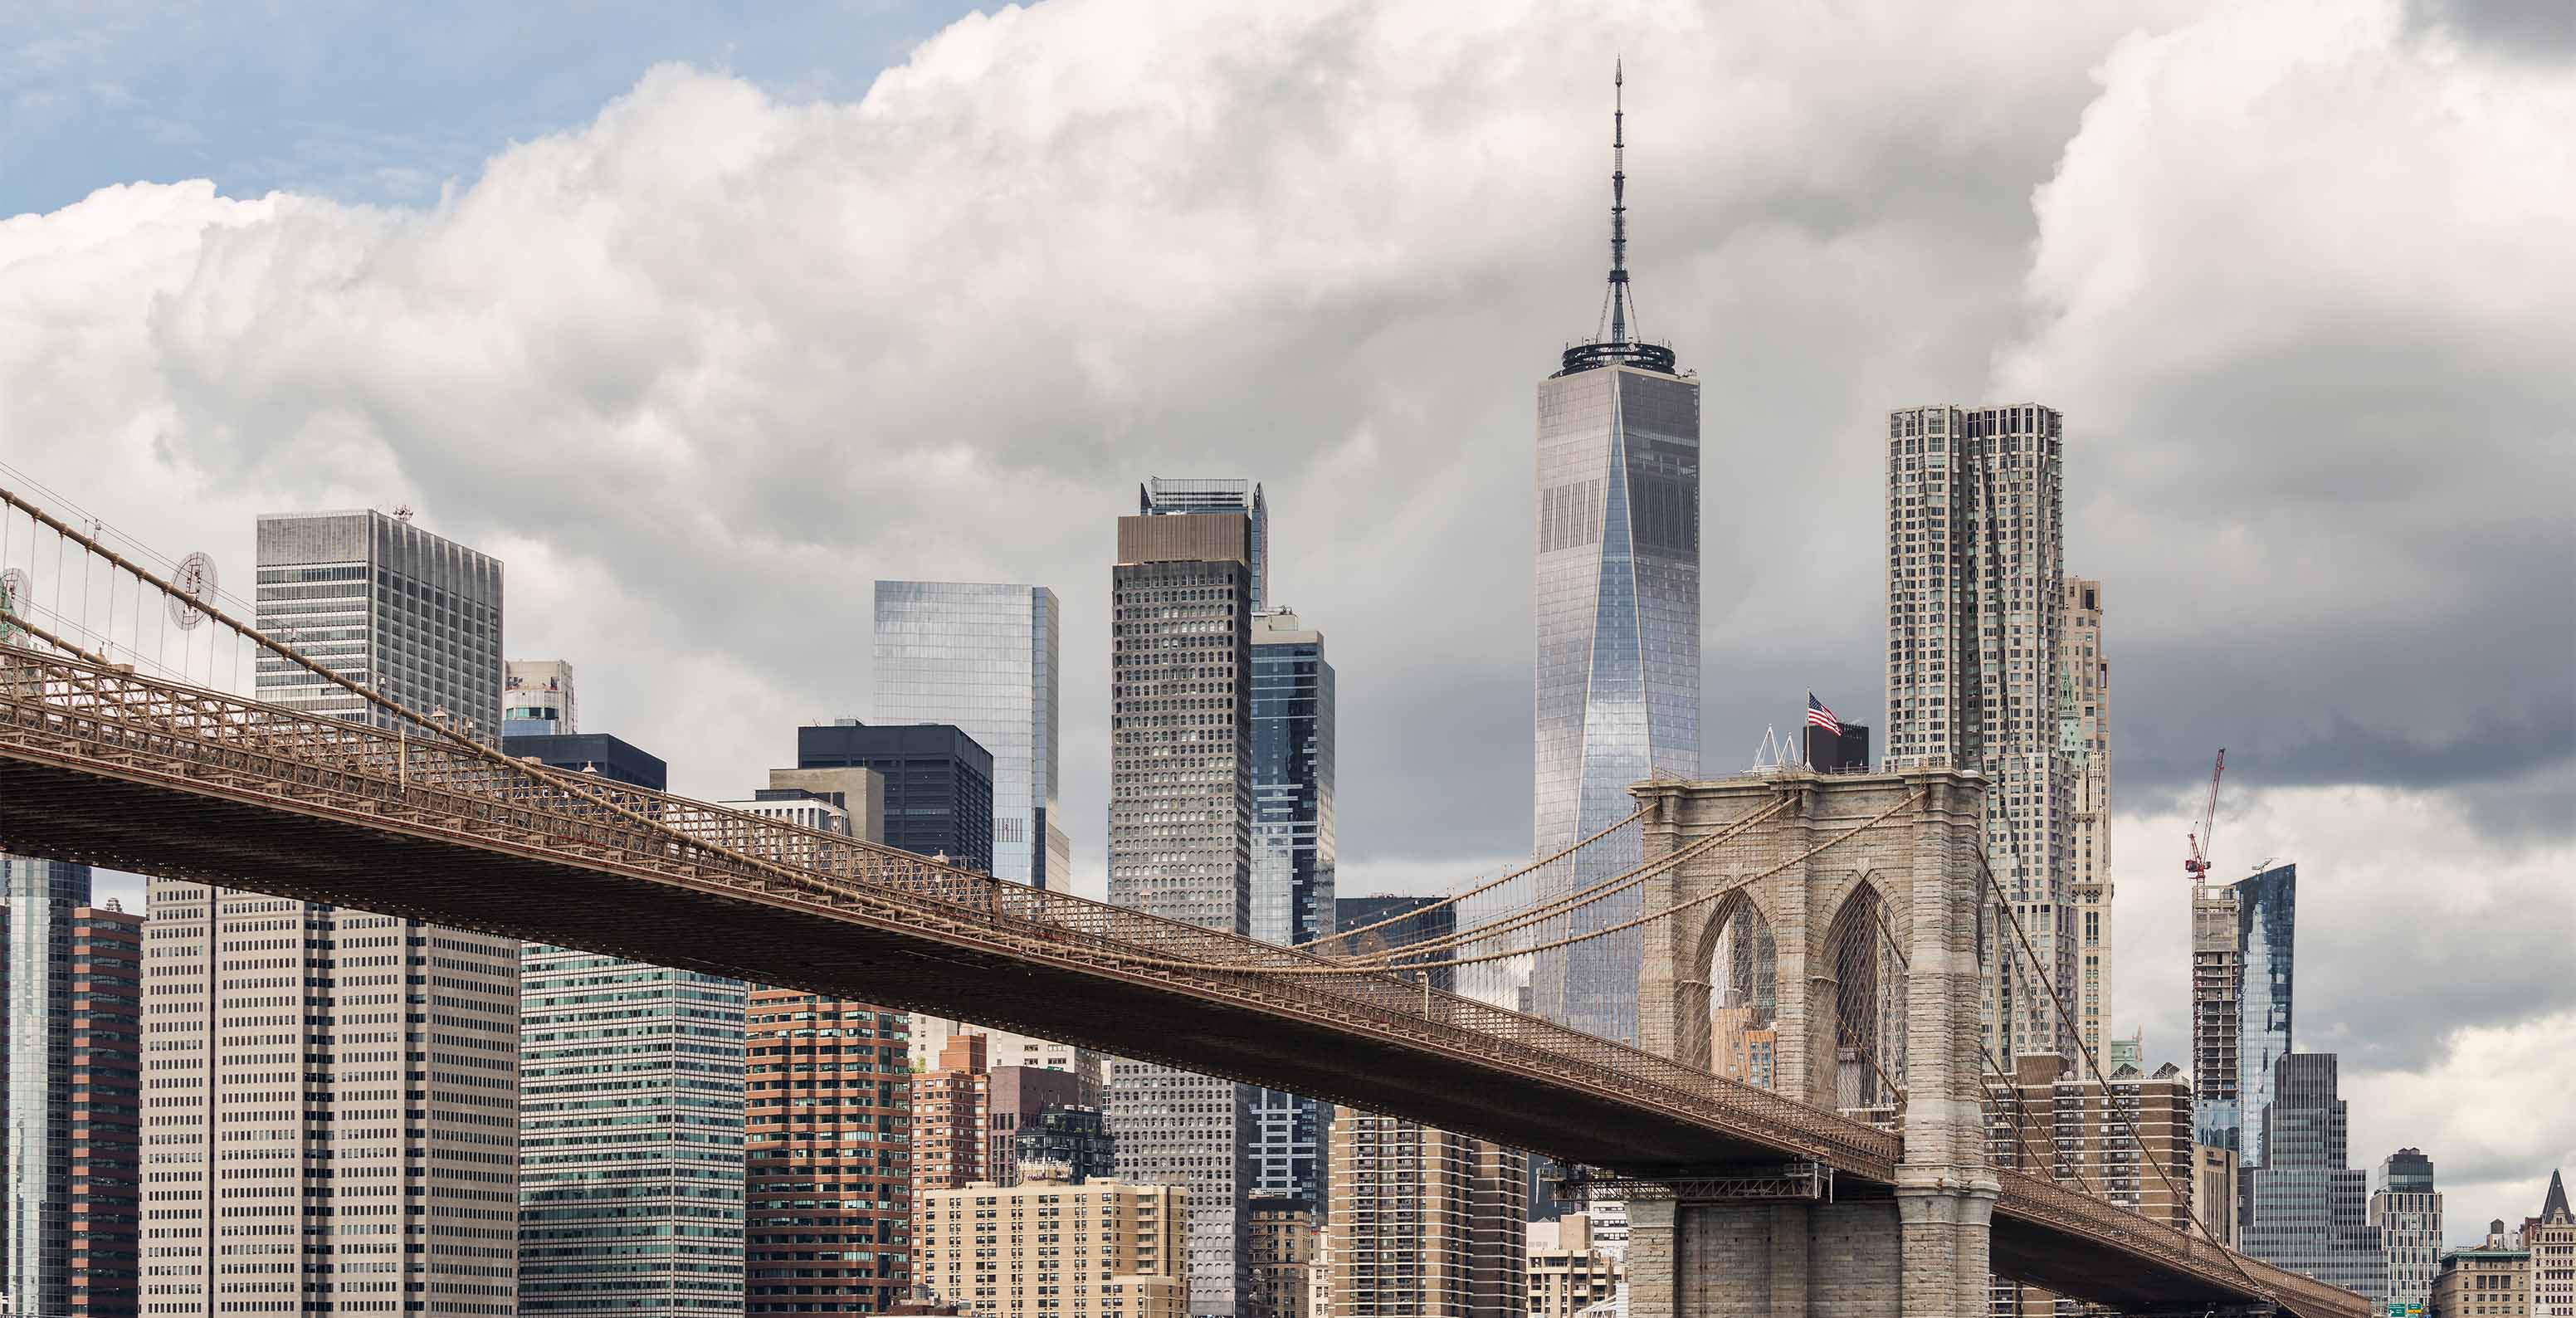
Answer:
(6, 854, 91, 1314)
(1523, 118, 1701, 1042)
(2237, 863, 2296, 1168)
(872, 582, 1067, 888)
(1248, 609, 1335, 1204)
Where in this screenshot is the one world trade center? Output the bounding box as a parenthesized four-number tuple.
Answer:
(1523, 63, 1700, 1045)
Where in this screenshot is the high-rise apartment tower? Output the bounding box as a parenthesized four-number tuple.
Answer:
(1884, 403, 2071, 1061)
(2061, 578, 2112, 1057)
(873, 582, 1069, 887)
(1523, 66, 1701, 1044)
(144, 510, 520, 1316)
(1109, 502, 1259, 1317)
(2370, 1148, 2441, 1314)
(744, 992, 913, 1313)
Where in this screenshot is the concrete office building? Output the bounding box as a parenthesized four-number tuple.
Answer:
(1247, 1193, 1317, 1318)
(1520, 77, 1701, 1044)
(800, 721, 996, 871)
(1249, 608, 1335, 1207)
(503, 658, 577, 736)
(2432, 1222, 2529, 1317)
(874, 581, 1069, 889)
(2061, 578, 2112, 1060)
(2371, 1149, 2442, 1315)
(916, 1168, 1188, 1318)
(761, 764, 888, 842)
(1529, 1212, 1626, 1318)
(745, 992, 913, 1313)
(731, 788, 856, 836)
(2238, 1053, 2383, 1301)
(1326, 1107, 1526, 1318)
(4, 871, 144, 1317)
(1109, 500, 1260, 1317)
(1139, 478, 1268, 612)
(2525, 1170, 2573, 1318)
(252, 509, 504, 735)
(1883, 403, 2074, 1062)
(1017, 1106, 1115, 1184)
(144, 510, 520, 1316)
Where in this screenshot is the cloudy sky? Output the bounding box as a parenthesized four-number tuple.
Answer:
(4, 0, 2567, 1239)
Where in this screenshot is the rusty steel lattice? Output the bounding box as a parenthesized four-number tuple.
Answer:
(0, 647, 2367, 1318)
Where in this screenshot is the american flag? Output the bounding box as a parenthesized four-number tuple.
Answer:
(1807, 693, 1842, 736)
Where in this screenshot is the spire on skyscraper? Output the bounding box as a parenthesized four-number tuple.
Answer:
(1560, 60, 1677, 377)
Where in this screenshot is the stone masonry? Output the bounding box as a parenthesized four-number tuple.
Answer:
(1627, 769, 1997, 1318)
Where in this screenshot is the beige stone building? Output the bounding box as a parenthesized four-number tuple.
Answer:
(2432, 1221, 2530, 1317)
(1247, 1192, 1317, 1318)
(1526, 1212, 1623, 1318)
(2061, 577, 2112, 1059)
(142, 885, 521, 1315)
(1327, 1107, 1525, 1318)
(2523, 1171, 2573, 1318)
(917, 1168, 1187, 1318)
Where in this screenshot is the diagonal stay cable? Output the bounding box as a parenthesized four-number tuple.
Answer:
(1299, 799, 1656, 951)
(1160, 789, 1926, 977)
(1335, 794, 1798, 965)
(1978, 848, 2261, 1296)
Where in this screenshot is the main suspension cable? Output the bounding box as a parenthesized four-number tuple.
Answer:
(1300, 800, 1656, 950)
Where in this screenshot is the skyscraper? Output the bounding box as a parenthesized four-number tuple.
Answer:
(253, 509, 505, 737)
(2233, 864, 2296, 1169)
(1110, 502, 1258, 1316)
(7, 862, 144, 1316)
(744, 992, 913, 1314)
(1139, 479, 1267, 613)
(798, 721, 997, 871)
(1326, 1110, 1527, 1318)
(144, 510, 521, 1315)
(1884, 403, 2071, 1061)
(2237, 1053, 2383, 1300)
(2061, 578, 2112, 1058)
(1248, 608, 1335, 1206)
(873, 582, 1068, 888)
(514, 733, 750, 1317)
(1526, 65, 1701, 1045)
(2370, 1148, 2441, 1313)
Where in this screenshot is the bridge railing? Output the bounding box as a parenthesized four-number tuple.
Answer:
(0, 649, 1902, 1178)
(1991, 1169, 2362, 1317)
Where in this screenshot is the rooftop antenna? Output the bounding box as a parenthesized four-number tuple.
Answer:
(1603, 58, 1632, 345)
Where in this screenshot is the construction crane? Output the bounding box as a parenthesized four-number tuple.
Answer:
(2183, 749, 2226, 896)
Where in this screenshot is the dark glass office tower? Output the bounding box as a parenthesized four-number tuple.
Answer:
(6, 855, 90, 1314)
(798, 721, 996, 872)
(1521, 65, 1700, 1044)
(1248, 609, 1336, 1205)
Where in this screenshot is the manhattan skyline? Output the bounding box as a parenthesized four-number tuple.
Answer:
(2, 0, 2566, 1237)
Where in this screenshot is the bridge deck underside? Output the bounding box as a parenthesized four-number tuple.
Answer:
(0, 751, 2367, 1318)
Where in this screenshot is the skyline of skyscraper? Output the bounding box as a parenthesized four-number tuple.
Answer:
(2238, 1052, 2384, 1301)
(873, 581, 1069, 888)
(1883, 401, 2075, 1062)
(1522, 65, 1701, 1046)
(1107, 501, 1259, 1317)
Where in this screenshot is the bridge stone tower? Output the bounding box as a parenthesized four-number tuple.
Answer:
(1627, 768, 1995, 1318)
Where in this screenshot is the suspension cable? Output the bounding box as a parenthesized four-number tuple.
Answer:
(1299, 800, 1656, 950)
(1337, 794, 1797, 964)
(1208, 789, 1925, 977)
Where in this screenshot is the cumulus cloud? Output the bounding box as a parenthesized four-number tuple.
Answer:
(2, 0, 2569, 1210)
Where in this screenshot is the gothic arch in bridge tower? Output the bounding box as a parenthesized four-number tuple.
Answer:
(1681, 889, 1776, 1077)
(1819, 875, 1909, 1117)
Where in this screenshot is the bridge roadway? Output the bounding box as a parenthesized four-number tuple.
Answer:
(0, 652, 2364, 1318)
